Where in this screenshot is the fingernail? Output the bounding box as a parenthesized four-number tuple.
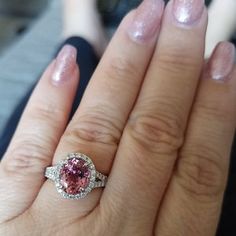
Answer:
(208, 42, 235, 82)
(128, 0, 164, 42)
(52, 45, 77, 84)
(173, 0, 205, 24)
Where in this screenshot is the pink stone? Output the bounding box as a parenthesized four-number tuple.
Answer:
(59, 158, 91, 195)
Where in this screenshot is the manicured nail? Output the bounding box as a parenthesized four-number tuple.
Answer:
(52, 45, 77, 84)
(173, 0, 205, 24)
(128, 0, 164, 42)
(208, 42, 235, 82)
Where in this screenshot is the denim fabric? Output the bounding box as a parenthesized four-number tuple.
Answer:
(0, 37, 98, 158)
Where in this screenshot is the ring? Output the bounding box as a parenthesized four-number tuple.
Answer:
(45, 153, 107, 199)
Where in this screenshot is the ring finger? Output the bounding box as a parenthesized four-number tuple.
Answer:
(35, 0, 165, 221)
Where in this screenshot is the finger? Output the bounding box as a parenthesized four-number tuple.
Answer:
(104, 0, 208, 230)
(155, 42, 236, 236)
(35, 0, 165, 220)
(0, 45, 79, 223)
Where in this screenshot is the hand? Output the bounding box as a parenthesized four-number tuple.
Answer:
(1, 0, 235, 235)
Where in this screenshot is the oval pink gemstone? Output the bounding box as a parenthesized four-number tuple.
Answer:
(59, 158, 91, 195)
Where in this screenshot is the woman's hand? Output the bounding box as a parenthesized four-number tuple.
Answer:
(0, 0, 235, 235)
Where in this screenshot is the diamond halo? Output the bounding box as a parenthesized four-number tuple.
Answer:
(45, 153, 107, 200)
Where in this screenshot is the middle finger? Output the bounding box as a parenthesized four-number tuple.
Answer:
(104, 0, 208, 229)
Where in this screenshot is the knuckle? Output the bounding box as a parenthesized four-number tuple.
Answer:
(30, 102, 65, 122)
(65, 109, 121, 147)
(3, 135, 53, 175)
(127, 109, 184, 155)
(194, 100, 234, 123)
(156, 49, 199, 75)
(177, 146, 227, 198)
(106, 56, 139, 81)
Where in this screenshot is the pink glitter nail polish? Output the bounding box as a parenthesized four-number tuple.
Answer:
(173, 0, 205, 24)
(208, 42, 235, 82)
(52, 45, 77, 84)
(128, 0, 164, 42)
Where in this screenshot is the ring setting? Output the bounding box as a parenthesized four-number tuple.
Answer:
(45, 153, 107, 199)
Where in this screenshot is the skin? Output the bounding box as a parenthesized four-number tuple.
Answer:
(0, 1, 236, 235)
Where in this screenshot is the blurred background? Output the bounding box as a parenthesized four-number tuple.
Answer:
(0, 0, 59, 132)
(0, 0, 234, 133)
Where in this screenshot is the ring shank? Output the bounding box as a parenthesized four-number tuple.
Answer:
(94, 171, 107, 188)
(45, 166, 57, 181)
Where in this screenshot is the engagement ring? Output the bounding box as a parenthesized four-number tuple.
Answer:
(45, 153, 107, 200)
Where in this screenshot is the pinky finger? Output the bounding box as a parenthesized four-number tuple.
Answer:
(0, 45, 79, 223)
(156, 42, 236, 236)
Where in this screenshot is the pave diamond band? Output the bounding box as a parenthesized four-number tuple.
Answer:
(45, 153, 108, 199)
